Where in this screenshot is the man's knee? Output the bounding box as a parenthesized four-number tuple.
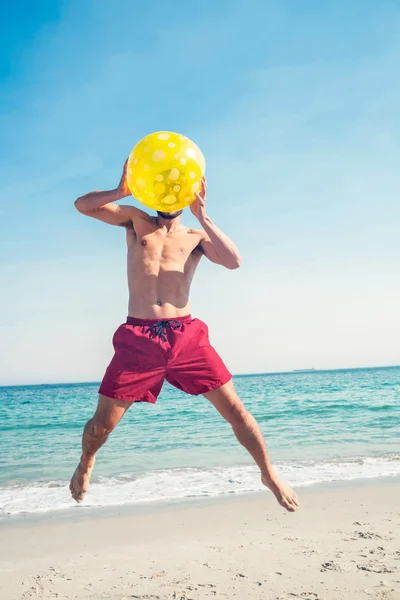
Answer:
(86, 415, 115, 438)
(227, 403, 249, 429)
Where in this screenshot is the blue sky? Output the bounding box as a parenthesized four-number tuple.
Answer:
(1, 0, 400, 384)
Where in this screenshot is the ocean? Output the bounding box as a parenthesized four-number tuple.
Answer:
(0, 367, 399, 518)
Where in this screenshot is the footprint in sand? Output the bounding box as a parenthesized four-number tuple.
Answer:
(357, 561, 394, 574)
(320, 561, 342, 572)
(355, 530, 383, 540)
(278, 593, 321, 599)
(369, 546, 386, 555)
(150, 571, 167, 579)
(131, 596, 161, 599)
(234, 572, 248, 580)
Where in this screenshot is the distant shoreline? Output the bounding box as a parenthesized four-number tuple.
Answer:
(0, 364, 399, 389)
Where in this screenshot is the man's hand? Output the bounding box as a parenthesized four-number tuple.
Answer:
(117, 159, 131, 198)
(74, 159, 149, 227)
(191, 176, 242, 270)
(190, 177, 207, 222)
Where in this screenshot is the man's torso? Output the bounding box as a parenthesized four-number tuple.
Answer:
(126, 215, 204, 319)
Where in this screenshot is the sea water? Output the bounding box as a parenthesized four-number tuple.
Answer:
(0, 367, 399, 518)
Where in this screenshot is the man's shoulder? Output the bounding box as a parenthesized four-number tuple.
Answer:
(127, 208, 156, 232)
(183, 227, 205, 254)
(186, 227, 206, 239)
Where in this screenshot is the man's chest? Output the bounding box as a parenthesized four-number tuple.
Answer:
(128, 228, 202, 265)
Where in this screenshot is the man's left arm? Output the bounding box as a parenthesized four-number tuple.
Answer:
(191, 178, 242, 270)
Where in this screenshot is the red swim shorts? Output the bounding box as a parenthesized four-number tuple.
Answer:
(99, 316, 232, 403)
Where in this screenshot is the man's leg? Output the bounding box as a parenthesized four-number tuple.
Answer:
(204, 381, 299, 512)
(70, 394, 133, 503)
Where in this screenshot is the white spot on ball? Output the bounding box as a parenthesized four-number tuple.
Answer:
(179, 158, 187, 165)
(190, 172, 196, 179)
(152, 149, 166, 162)
(168, 142, 176, 148)
(179, 136, 185, 140)
(157, 133, 170, 140)
(173, 185, 181, 192)
(163, 195, 177, 205)
(144, 146, 150, 153)
(174, 154, 179, 159)
(144, 164, 150, 172)
(136, 178, 146, 189)
(168, 168, 180, 181)
(133, 158, 139, 164)
(186, 148, 196, 159)
(191, 182, 200, 194)
(156, 174, 164, 182)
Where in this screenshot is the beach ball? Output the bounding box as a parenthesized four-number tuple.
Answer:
(126, 131, 206, 212)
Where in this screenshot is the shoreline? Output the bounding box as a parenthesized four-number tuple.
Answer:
(1, 479, 399, 600)
(1, 473, 399, 528)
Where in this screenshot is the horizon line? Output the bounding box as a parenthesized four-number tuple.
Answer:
(0, 364, 399, 389)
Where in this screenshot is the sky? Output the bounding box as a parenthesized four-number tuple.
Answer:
(1, 0, 400, 385)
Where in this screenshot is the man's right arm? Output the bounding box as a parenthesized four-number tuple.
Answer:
(74, 160, 149, 228)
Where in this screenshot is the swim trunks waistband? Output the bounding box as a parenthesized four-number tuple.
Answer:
(126, 315, 192, 326)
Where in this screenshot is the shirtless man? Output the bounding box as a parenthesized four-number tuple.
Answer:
(69, 161, 299, 512)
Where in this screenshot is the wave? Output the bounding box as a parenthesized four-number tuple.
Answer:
(0, 454, 399, 517)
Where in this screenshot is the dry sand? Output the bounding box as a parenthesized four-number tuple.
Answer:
(0, 480, 399, 600)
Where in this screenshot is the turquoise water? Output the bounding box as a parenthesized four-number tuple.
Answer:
(0, 367, 399, 516)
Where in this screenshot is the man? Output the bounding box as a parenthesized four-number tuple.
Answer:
(70, 161, 299, 512)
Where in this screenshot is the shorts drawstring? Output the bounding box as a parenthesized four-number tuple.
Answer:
(145, 319, 182, 342)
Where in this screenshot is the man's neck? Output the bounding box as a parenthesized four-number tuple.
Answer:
(156, 215, 182, 232)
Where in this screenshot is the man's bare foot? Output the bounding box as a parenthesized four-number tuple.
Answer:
(262, 474, 299, 512)
(69, 457, 95, 503)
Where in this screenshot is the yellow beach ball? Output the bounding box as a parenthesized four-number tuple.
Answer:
(126, 131, 206, 212)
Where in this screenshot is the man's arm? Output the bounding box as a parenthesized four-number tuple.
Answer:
(74, 160, 149, 227)
(190, 178, 242, 270)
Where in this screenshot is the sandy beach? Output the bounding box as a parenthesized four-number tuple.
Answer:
(1, 480, 399, 600)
